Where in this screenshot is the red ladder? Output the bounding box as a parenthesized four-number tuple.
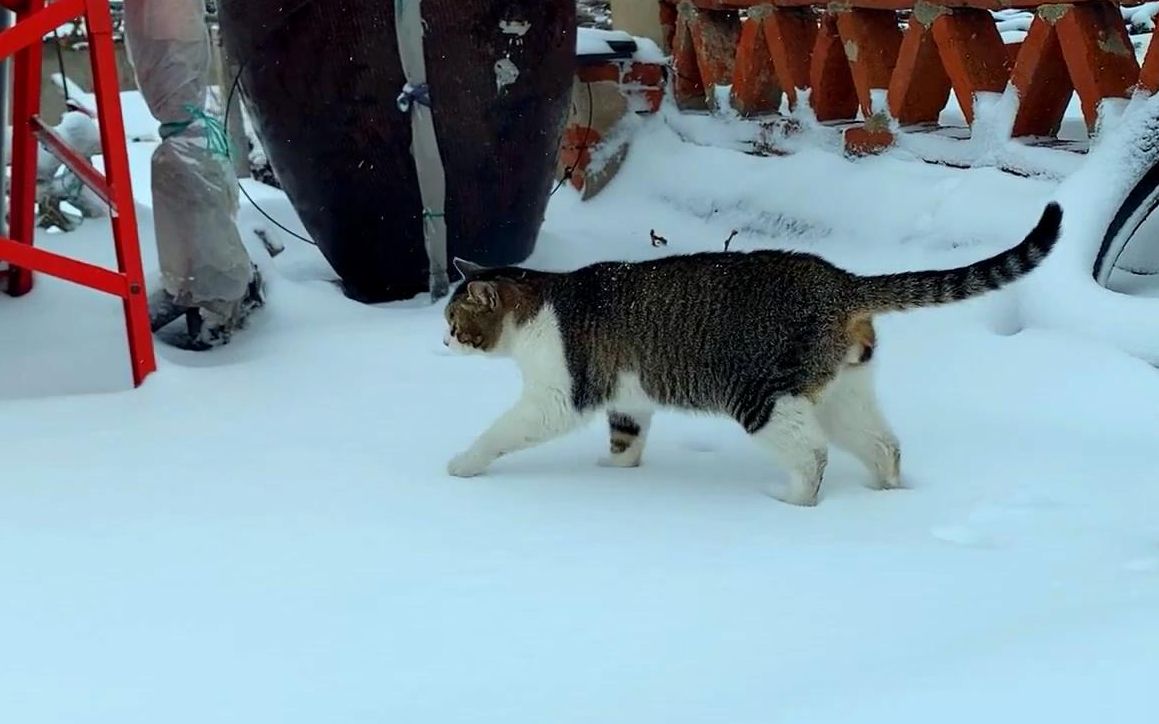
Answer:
(0, 0, 155, 387)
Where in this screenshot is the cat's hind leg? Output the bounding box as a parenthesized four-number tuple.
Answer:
(816, 364, 902, 490)
(747, 394, 830, 506)
(599, 409, 653, 468)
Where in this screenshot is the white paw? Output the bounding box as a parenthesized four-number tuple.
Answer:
(447, 451, 492, 478)
(768, 485, 819, 507)
(871, 476, 906, 491)
(598, 454, 641, 468)
(775, 492, 818, 507)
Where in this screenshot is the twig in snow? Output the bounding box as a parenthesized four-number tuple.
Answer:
(649, 229, 668, 247)
(723, 229, 738, 251)
(254, 228, 285, 258)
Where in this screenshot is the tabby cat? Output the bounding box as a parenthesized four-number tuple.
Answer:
(442, 202, 1062, 506)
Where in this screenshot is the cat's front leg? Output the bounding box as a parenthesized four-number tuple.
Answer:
(448, 389, 586, 477)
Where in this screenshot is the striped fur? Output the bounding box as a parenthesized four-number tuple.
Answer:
(441, 202, 1063, 504)
(854, 202, 1062, 313)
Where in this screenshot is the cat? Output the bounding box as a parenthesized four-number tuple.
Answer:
(442, 202, 1062, 506)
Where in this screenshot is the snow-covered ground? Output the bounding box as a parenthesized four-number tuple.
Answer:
(2, 81, 1159, 723)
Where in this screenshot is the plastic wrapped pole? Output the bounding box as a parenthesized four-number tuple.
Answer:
(123, 0, 253, 322)
(395, 0, 449, 300)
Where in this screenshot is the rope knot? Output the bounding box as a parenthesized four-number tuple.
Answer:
(396, 82, 432, 112)
(158, 104, 232, 160)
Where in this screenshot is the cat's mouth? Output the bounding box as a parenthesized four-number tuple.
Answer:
(444, 330, 482, 355)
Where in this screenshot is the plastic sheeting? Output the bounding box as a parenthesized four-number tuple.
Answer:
(123, 0, 253, 323)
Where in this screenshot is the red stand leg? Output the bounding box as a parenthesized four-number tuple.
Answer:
(0, 0, 157, 387)
(5, 0, 44, 296)
(86, 0, 155, 385)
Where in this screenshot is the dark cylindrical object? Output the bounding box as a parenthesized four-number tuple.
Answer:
(218, 1, 576, 302)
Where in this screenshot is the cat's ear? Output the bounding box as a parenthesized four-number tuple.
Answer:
(453, 257, 487, 280)
(466, 280, 500, 309)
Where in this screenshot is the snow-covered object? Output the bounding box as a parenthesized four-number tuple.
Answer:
(1124, 1, 1159, 32)
(965, 89, 1018, 166)
(52, 110, 102, 159)
(576, 27, 633, 56)
(1, 109, 108, 227)
(39, 111, 107, 223)
(1019, 91, 1159, 363)
(576, 26, 665, 63)
(1, 110, 99, 179)
(992, 9, 1033, 33)
(123, 0, 253, 320)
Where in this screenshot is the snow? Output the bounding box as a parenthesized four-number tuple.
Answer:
(1126, 2, 1159, 31)
(3, 83, 1159, 723)
(628, 36, 667, 65)
(60, 82, 209, 143)
(577, 27, 634, 57)
(576, 27, 665, 64)
(1020, 90, 1159, 363)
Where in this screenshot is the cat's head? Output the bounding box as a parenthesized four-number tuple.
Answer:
(442, 258, 542, 356)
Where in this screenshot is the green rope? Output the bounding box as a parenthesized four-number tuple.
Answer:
(158, 104, 232, 159)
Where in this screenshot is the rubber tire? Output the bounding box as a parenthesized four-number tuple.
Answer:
(1093, 158, 1159, 287)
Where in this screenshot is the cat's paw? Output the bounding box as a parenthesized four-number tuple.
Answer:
(870, 476, 906, 491)
(767, 484, 819, 507)
(774, 491, 819, 507)
(447, 451, 492, 478)
(597, 454, 642, 468)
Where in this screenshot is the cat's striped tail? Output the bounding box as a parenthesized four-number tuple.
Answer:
(854, 202, 1062, 314)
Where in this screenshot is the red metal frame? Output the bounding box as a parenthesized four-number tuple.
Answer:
(0, 0, 155, 387)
